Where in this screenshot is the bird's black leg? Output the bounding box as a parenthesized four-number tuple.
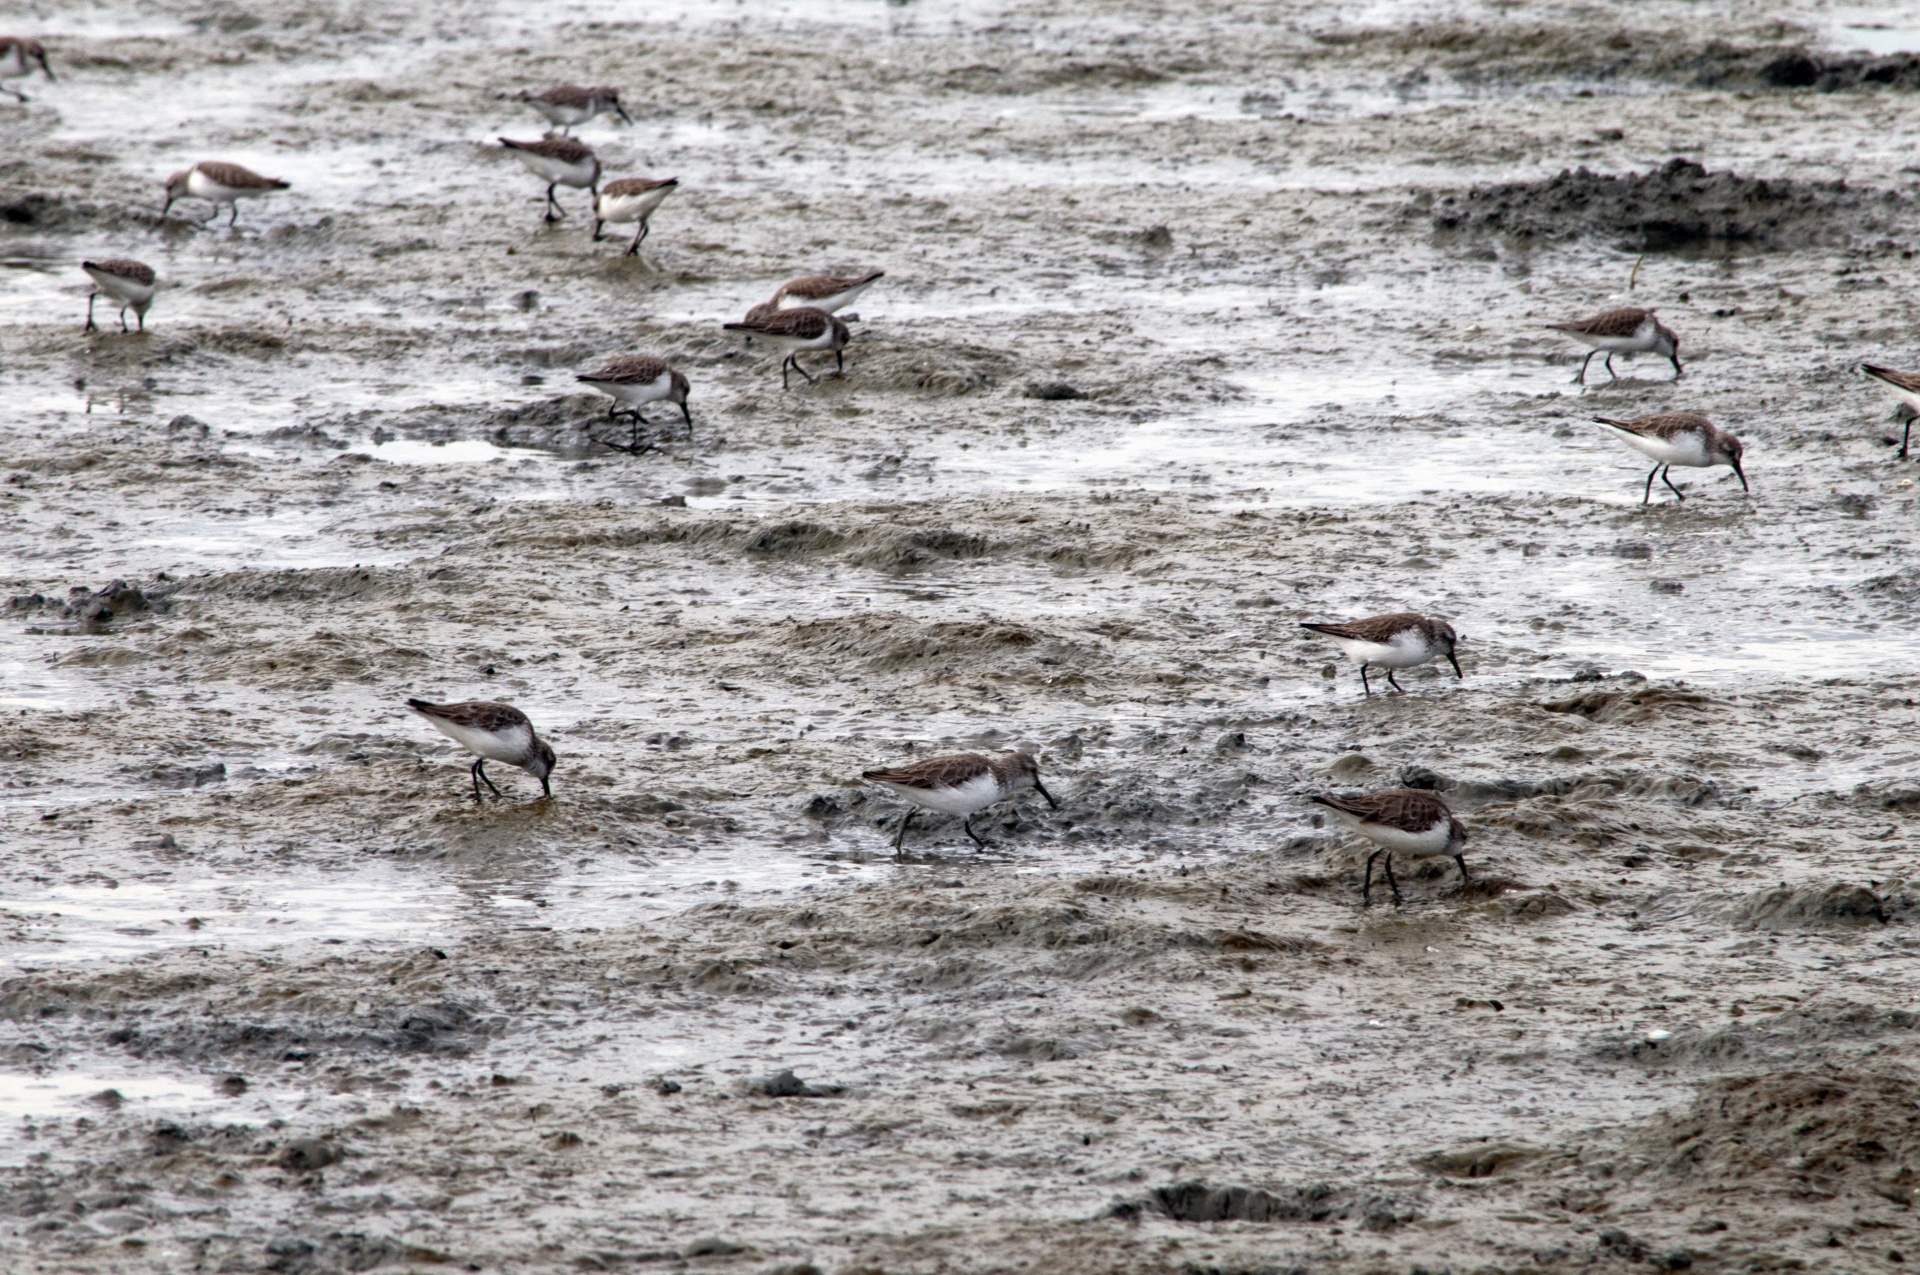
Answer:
(1, 84, 25, 104)
(1604, 352, 1618, 381)
(835, 347, 844, 376)
(1661, 465, 1686, 501)
(626, 221, 645, 256)
(1643, 466, 1658, 505)
(679, 400, 693, 440)
(472, 756, 503, 798)
(227, 202, 238, 228)
(892, 809, 913, 856)
(962, 815, 986, 849)
(118, 303, 130, 334)
(1363, 849, 1384, 905)
(592, 218, 605, 241)
(1359, 663, 1372, 697)
(781, 354, 793, 391)
(135, 308, 145, 333)
(1383, 853, 1402, 905)
(1454, 854, 1471, 890)
(1386, 668, 1405, 693)
(1574, 349, 1597, 385)
(791, 353, 819, 385)
(1902, 419, 1913, 461)
(85, 291, 98, 333)
(544, 182, 561, 221)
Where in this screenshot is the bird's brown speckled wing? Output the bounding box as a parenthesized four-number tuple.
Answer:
(1300, 611, 1428, 644)
(1311, 788, 1453, 832)
(406, 699, 534, 735)
(578, 355, 669, 384)
(85, 258, 155, 285)
(197, 161, 287, 189)
(724, 306, 839, 340)
(1548, 307, 1649, 337)
(1863, 364, 1920, 395)
(862, 753, 994, 791)
(500, 136, 594, 162)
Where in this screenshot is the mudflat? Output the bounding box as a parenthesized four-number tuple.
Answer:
(2, 0, 1919, 1271)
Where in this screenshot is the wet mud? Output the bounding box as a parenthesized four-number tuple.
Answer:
(3, 0, 1920, 1270)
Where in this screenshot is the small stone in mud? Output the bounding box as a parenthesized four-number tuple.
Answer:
(1024, 381, 1086, 401)
(218, 1074, 247, 1097)
(747, 1068, 838, 1098)
(165, 414, 208, 435)
(1136, 223, 1174, 249)
(276, 1138, 337, 1171)
(1651, 579, 1685, 593)
(88, 1088, 125, 1111)
(1328, 753, 1374, 779)
(514, 289, 540, 311)
(651, 1077, 681, 1095)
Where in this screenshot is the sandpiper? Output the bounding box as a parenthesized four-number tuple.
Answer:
(774, 270, 885, 314)
(1860, 363, 1920, 459)
(499, 136, 599, 221)
(1300, 612, 1461, 697)
(1310, 788, 1469, 906)
(519, 85, 630, 133)
(0, 36, 53, 102)
(722, 306, 850, 388)
(862, 751, 1056, 856)
(162, 161, 289, 227)
(1594, 412, 1747, 504)
(406, 698, 556, 800)
(593, 176, 677, 254)
(576, 354, 691, 451)
(81, 259, 156, 333)
(1546, 307, 1681, 385)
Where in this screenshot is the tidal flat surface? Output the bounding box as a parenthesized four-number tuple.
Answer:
(2, 0, 1919, 1270)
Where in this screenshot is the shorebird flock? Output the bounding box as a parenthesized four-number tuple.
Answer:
(18, 37, 1916, 906)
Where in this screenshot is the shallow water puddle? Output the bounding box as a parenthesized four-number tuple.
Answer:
(0, 855, 892, 968)
(0, 1069, 214, 1131)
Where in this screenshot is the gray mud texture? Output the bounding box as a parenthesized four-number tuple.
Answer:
(3, 0, 1920, 1271)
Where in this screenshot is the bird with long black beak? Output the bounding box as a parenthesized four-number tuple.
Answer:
(1300, 612, 1462, 697)
(860, 751, 1057, 856)
(1594, 413, 1747, 504)
(1546, 307, 1681, 385)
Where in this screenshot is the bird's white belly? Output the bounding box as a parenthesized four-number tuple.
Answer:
(1602, 425, 1710, 467)
(882, 772, 1006, 815)
(187, 172, 261, 203)
(1335, 812, 1452, 856)
(595, 371, 672, 406)
(598, 190, 669, 223)
(1582, 332, 1654, 353)
(1331, 632, 1432, 669)
(765, 327, 836, 352)
(86, 271, 154, 305)
(429, 719, 532, 763)
(1877, 384, 1920, 414)
(538, 103, 591, 126)
(514, 152, 595, 186)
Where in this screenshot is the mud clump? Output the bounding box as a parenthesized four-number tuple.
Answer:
(8, 579, 167, 633)
(1727, 882, 1889, 930)
(1118, 1180, 1421, 1230)
(1636, 1069, 1920, 1204)
(1761, 50, 1920, 90)
(1426, 158, 1906, 250)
